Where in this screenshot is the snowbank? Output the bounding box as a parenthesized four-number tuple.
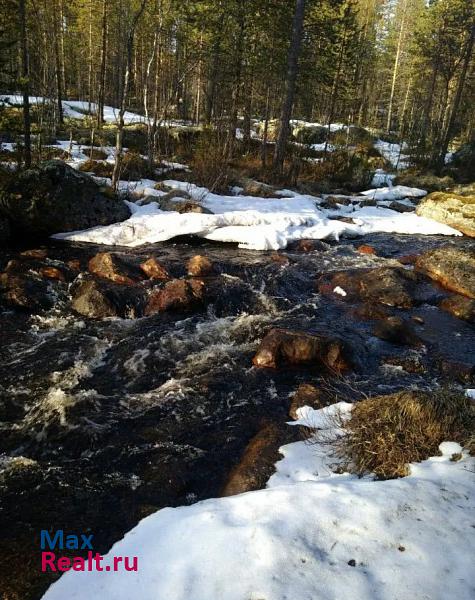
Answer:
(52, 181, 460, 250)
(42, 402, 475, 600)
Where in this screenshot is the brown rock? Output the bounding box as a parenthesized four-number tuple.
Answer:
(88, 252, 142, 286)
(0, 272, 53, 311)
(221, 422, 299, 496)
(357, 244, 376, 255)
(397, 254, 419, 265)
(252, 328, 352, 374)
(439, 294, 475, 323)
(39, 266, 65, 282)
(140, 257, 170, 281)
(20, 249, 48, 259)
(415, 245, 475, 299)
(438, 359, 475, 384)
(289, 384, 326, 420)
(186, 255, 214, 277)
(270, 253, 290, 265)
(359, 267, 416, 308)
(145, 278, 205, 315)
(71, 278, 144, 319)
(66, 259, 81, 271)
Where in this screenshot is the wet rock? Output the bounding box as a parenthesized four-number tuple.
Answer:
(415, 192, 475, 237)
(20, 248, 48, 259)
(88, 252, 143, 285)
(415, 245, 475, 299)
(397, 254, 419, 265)
(71, 278, 144, 319)
(320, 267, 416, 308)
(39, 266, 66, 282)
(389, 201, 414, 213)
(291, 239, 327, 252)
(359, 267, 416, 308)
(0, 271, 54, 311)
(350, 303, 389, 321)
(357, 244, 376, 255)
(384, 354, 427, 374)
(0, 215, 11, 246)
(187, 255, 214, 277)
(67, 259, 81, 272)
(270, 252, 290, 265)
(140, 257, 170, 281)
(145, 278, 205, 315)
(359, 198, 377, 207)
(221, 422, 299, 496)
(289, 383, 326, 420)
(252, 328, 352, 374)
(439, 295, 475, 323)
(0, 160, 130, 238)
(373, 316, 422, 346)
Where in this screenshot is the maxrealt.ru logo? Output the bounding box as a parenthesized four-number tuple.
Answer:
(40, 530, 138, 572)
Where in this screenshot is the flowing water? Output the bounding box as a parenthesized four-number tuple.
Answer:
(0, 233, 474, 599)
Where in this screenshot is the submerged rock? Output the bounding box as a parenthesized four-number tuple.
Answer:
(373, 316, 422, 346)
(0, 271, 54, 311)
(144, 278, 205, 315)
(439, 295, 475, 323)
(416, 192, 475, 237)
(0, 160, 130, 239)
(252, 328, 352, 374)
(415, 245, 475, 299)
(71, 278, 144, 319)
(289, 383, 327, 420)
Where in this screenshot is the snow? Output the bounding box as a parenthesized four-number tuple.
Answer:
(42, 401, 475, 600)
(374, 139, 410, 169)
(360, 185, 427, 201)
(52, 180, 460, 250)
(333, 286, 347, 297)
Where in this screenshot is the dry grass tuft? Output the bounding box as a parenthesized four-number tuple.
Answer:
(335, 389, 474, 479)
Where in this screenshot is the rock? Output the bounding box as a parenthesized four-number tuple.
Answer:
(291, 239, 327, 252)
(439, 295, 475, 323)
(144, 278, 205, 315)
(252, 328, 352, 374)
(158, 196, 213, 214)
(0, 160, 130, 238)
(373, 316, 422, 346)
(221, 422, 299, 496)
(20, 248, 48, 259)
(0, 272, 54, 311)
(397, 254, 419, 265)
(415, 245, 475, 298)
(359, 267, 416, 308)
(451, 139, 475, 181)
(394, 172, 454, 193)
(88, 252, 143, 285)
(186, 255, 214, 277)
(71, 278, 144, 319)
(438, 358, 474, 384)
(293, 124, 328, 145)
(289, 383, 326, 420)
(140, 257, 170, 280)
(39, 266, 66, 282)
(389, 201, 414, 213)
(357, 244, 376, 255)
(415, 192, 475, 237)
(0, 215, 11, 246)
(241, 178, 277, 198)
(350, 303, 389, 321)
(320, 267, 416, 308)
(66, 259, 81, 271)
(270, 252, 290, 265)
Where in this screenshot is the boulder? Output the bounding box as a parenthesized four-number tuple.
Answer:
(357, 244, 377, 255)
(240, 178, 276, 198)
(140, 257, 170, 280)
(439, 294, 475, 323)
(289, 383, 326, 420)
(293, 124, 328, 145)
(88, 252, 143, 285)
(252, 328, 352, 374)
(0, 271, 54, 311)
(416, 192, 475, 237)
(186, 255, 214, 277)
(451, 139, 475, 181)
(415, 245, 475, 299)
(373, 316, 422, 346)
(389, 201, 414, 213)
(144, 278, 205, 315)
(159, 197, 213, 214)
(71, 278, 144, 319)
(0, 160, 130, 239)
(221, 422, 299, 496)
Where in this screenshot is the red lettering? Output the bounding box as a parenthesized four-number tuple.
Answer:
(41, 552, 57, 572)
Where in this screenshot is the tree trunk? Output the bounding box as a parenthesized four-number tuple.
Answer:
(53, 0, 64, 125)
(97, 0, 108, 128)
(273, 0, 306, 177)
(112, 0, 148, 190)
(386, 0, 407, 133)
(19, 0, 31, 168)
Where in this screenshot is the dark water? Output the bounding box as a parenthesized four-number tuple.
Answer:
(0, 233, 474, 599)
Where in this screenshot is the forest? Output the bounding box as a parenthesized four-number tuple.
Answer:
(0, 2, 474, 600)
